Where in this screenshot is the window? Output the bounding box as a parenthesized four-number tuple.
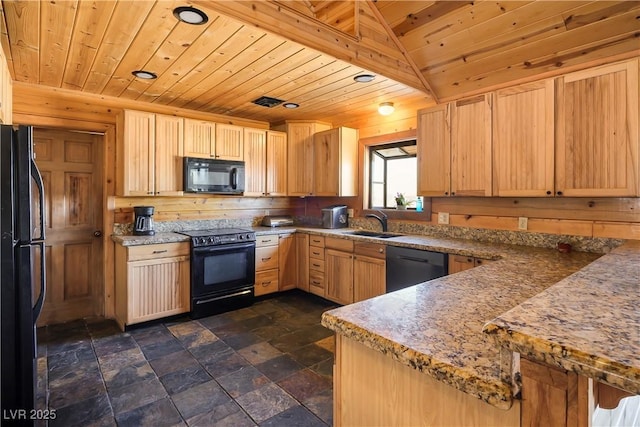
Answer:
(369, 140, 417, 209)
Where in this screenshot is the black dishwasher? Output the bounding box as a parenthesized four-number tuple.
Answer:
(386, 246, 448, 292)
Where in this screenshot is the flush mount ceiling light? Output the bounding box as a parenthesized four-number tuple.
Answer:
(173, 6, 209, 25)
(131, 70, 157, 79)
(378, 102, 395, 116)
(283, 102, 299, 109)
(354, 74, 376, 83)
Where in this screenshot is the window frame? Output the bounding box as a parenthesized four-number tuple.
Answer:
(368, 140, 418, 210)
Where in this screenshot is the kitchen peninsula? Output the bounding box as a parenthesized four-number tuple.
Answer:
(320, 234, 639, 426)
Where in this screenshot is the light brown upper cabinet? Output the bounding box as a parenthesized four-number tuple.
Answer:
(493, 80, 555, 197)
(451, 94, 493, 196)
(184, 119, 244, 161)
(313, 127, 358, 197)
(556, 59, 639, 197)
(244, 129, 287, 197)
(117, 110, 184, 196)
(282, 120, 331, 196)
(417, 94, 492, 197)
(417, 104, 450, 196)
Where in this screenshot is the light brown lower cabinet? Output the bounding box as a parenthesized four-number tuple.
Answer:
(296, 234, 309, 292)
(278, 233, 296, 291)
(353, 242, 386, 303)
(255, 234, 279, 296)
(114, 242, 190, 330)
(308, 235, 326, 297)
(449, 254, 494, 274)
(325, 248, 354, 305)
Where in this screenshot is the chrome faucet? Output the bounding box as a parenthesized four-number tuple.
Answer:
(365, 210, 388, 232)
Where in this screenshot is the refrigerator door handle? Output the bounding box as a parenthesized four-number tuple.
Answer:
(30, 158, 46, 241)
(32, 240, 46, 322)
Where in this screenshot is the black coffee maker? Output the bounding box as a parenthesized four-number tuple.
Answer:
(133, 206, 155, 236)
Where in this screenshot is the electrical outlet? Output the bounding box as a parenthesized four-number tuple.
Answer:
(438, 212, 450, 225)
(518, 217, 528, 230)
(347, 208, 354, 218)
(265, 210, 270, 216)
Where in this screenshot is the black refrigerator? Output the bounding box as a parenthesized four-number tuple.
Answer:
(0, 125, 46, 423)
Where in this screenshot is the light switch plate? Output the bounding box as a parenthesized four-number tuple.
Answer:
(438, 212, 450, 225)
(518, 217, 528, 230)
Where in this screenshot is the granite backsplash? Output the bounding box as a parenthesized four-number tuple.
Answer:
(113, 215, 622, 254)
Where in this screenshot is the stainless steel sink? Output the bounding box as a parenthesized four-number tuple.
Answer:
(346, 230, 404, 239)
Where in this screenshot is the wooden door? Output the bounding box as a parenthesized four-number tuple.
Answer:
(353, 255, 385, 302)
(154, 114, 184, 196)
(243, 127, 267, 196)
(278, 233, 296, 291)
(451, 94, 493, 196)
(417, 104, 451, 196)
(325, 249, 353, 305)
(266, 131, 287, 196)
(556, 59, 639, 197)
(215, 123, 244, 160)
(493, 80, 555, 197)
(33, 128, 103, 326)
(117, 110, 154, 196)
(184, 119, 215, 158)
(287, 121, 330, 196)
(314, 128, 340, 196)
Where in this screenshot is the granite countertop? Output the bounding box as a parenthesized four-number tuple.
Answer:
(111, 232, 190, 246)
(484, 239, 640, 396)
(320, 233, 601, 409)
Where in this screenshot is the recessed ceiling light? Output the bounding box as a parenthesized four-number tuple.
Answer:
(378, 102, 395, 116)
(173, 6, 209, 25)
(283, 103, 299, 109)
(131, 70, 157, 80)
(354, 74, 376, 83)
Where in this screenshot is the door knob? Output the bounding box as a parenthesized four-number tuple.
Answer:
(94, 230, 103, 238)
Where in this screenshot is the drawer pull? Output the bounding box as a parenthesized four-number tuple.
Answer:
(260, 239, 271, 243)
(312, 280, 321, 285)
(312, 251, 321, 256)
(261, 281, 272, 286)
(312, 263, 320, 268)
(312, 239, 321, 243)
(261, 257, 272, 262)
(152, 250, 168, 254)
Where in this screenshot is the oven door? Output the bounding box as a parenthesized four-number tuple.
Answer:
(191, 241, 256, 299)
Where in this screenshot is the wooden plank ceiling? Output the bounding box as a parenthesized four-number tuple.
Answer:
(1, 0, 638, 126)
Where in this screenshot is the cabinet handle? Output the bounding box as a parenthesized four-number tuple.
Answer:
(260, 239, 271, 243)
(476, 260, 483, 265)
(147, 191, 154, 195)
(444, 192, 448, 196)
(546, 190, 552, 195)
(451, 191, 456, 196)
(312, 280, 321, 285)
(379, 248, 384, 253)
(312, 251, 320, 256)
(261, 257, 272, 261)
(261, 281, 272, 286)
(467, 258, 473, 262)
(210, 154, 215, 158)
(556, 191, 563, 196)
(312, 263, 320, 268)
(153, 250, 168, 254)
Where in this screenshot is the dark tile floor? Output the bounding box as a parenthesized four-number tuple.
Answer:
(36, 290, 338, 426)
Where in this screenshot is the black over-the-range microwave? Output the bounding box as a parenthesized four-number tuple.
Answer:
(183, 157, 245, 194)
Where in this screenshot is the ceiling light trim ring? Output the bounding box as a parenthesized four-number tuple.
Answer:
(131, 70, 157, 79)
(354, 74, 376, 83)
(173, 6, 209, 25)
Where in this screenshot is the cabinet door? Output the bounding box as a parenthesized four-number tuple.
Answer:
(184, 119, 215, 158)
(127, 255, 190, 324)
(493, 80, 555, 197)
(215, 123, 244, 161)
(451, 94, 492, 196)
(325, 249, 353, 305)
(556, 59, 639, 197)
(314, 128, 340, 196)
(448, 255, 475, 274)
(118, 110, 155, 196)
(244, 128, 267, 196)
(266, 131, 288, 196)
(296, 234, 309, 292)
(287, 122, 316, 196)
(353, 255, 385, 302)
(417, 104, 451, 196)
(154, 114, 184, 196)
(278, 234, 296, 291)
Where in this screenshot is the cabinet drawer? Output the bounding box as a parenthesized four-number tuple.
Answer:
(309, 258, 325, 272)
(256, 246, 279, 271)
(256, 235, 279, 247)
(325, 236, 353, 252)
(354, 242, 386, 259)
(309, 247, 325, 260)
(309, 235, 325, 248)
(127, 242, 190, 261)
(309, 270, 325, 296)
(255, 270, 279, 296)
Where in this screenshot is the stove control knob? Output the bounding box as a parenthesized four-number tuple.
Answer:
(239, 234, 244, 240)
(208, 237, 215, 243)
(198, 237, 206, 245)
(246, 234, 253, 240)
